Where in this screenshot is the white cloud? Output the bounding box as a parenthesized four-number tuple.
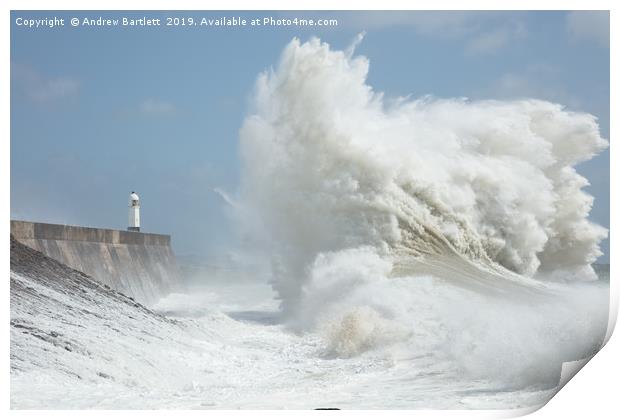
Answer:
(11, 62, 80, 104)
(330, 11, 527, 55)
(465, 21, 527, 55)
(482, 68, 582, 110)
(335, 11, 490, 38)
(566, 11, 609, 47)
(139, 98, 177, 116)
(466, 29, 511, 55)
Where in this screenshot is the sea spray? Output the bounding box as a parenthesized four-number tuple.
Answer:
(238, 36, 608, 387)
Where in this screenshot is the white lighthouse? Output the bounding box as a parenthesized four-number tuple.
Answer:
(128, 191, 140, 232)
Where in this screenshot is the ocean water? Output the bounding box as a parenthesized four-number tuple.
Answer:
(10, 36, 610, 410)
(153, 268, 609, 409)
(10, 238, 610, 410)
(593, 264, 610, 283)
(232, 35, 610, 407)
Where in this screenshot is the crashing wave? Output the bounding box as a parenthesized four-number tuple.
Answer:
(237, 36, 608, 382)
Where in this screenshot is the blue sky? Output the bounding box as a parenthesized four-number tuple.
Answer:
(10, 11, 610, 261)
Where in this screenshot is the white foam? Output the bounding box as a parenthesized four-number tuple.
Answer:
(237, 36, 609, 385)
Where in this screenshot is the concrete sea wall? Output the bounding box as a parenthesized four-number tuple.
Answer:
(10, 220, 180, 305)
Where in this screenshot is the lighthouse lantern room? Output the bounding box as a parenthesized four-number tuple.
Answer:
(128, 191, 140, 232)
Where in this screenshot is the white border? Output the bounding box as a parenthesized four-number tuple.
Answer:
(2, 1, 616, 419)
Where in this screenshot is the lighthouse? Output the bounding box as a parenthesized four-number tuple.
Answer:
(128, 191, 140, 232)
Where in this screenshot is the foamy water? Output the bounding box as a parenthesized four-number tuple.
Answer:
(233, 35, 610, 400)
(10, 255, 608, 409)
(11, 36, 610, 410)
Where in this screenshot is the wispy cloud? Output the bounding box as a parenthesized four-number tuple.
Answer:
(566, 11, 609, 47)
(139, 98, 177, 116)
(11, 62, 80, 104)
(465, 21, 527, 56)
(322, 11, 528, 55)
(479, 64, 582, 110)
(337, 11, 488, 38)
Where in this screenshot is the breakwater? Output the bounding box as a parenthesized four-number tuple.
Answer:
(10, 220, 179, 305)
